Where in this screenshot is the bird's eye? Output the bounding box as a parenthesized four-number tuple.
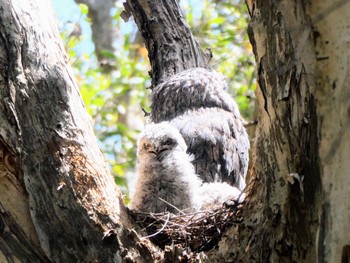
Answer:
(143, 143, 151, 150)
(163, 138, 175, 146)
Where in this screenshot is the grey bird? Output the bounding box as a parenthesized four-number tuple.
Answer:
(130, 122, 202, 213)
(150, 68, 250, 191)
(130, 122, 245, 214)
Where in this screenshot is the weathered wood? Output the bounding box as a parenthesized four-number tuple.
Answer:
(309, 1, 350, 262)
(124, 0, 210, 85)
(123, 1, 326, 262)
(207, 1, 322, 262)
(0, 0, 156, 261)
(0, 0, 348, 261)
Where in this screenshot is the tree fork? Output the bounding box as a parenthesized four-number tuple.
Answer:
(124, 0, 322, 262)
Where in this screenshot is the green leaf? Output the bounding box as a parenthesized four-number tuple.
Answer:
(79, 4, 89, 15)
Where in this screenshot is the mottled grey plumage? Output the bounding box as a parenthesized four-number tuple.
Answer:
(130, 122, 202, 213)
(131, 122, 245, 214)
(150, 68, 249, 190)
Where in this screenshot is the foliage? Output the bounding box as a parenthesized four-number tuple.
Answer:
(54, 0, 255, 198)
(182, 0, 256, 119)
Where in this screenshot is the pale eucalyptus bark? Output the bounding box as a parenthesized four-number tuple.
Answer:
(309, 1, 350, 262)
(206, 1, 322, 261)
(1, 0, 348, 262)
(207, 0, 350, 262)
(126, 1, 322, 262)
(0, 0, 155, 262)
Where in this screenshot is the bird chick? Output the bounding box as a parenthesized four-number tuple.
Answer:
(130, 122, 202, 214)
(150, 68, 250, 190)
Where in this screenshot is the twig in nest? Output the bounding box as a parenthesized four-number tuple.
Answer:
(141, 212, 170, 239)
(130, 198, 245, 252)
(158, 197, 187, 215)
(141, 108, 150, 116)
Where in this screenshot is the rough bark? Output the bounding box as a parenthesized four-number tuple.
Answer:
(0, 0, 157, 262)
(206, 0, 350, 262)
(205, 1, 322, 261)
(1, 0, 348, 262)
(125, 1, 323, 261)
(124, 0, 211, 86)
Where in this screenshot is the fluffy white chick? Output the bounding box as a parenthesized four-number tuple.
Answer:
(130, 122, 202, 214)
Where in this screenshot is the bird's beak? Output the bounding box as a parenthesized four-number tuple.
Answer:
(148, 150, 157, 155)
(145, 145, 169, 158)
(144, 143, 157, 155)
(156, 145, 171, 155)
(148, 148, 157, 155)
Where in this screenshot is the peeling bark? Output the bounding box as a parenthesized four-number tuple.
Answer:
(125, 1, 323, 262)
(0, 0, 157, 261)
(206, 1, 322, 262)
(0, 0, 348, 262)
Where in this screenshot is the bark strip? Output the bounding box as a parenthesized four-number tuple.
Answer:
(0, 0, 157, 261)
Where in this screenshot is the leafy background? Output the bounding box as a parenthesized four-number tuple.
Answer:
(51, 0, 256, 200)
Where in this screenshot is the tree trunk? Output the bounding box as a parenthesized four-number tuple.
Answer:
(206, 0, 350, 262)
(124, 0, 211, 86)
(207, 1, 322, 261)
(309, 1, 350, 262)
(0, 0, 156, 262)
(1, 0, 349, 262)
(127, 0, 347, 262)
(75, 0, 117, 73)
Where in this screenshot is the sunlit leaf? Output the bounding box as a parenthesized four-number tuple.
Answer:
(56, 0, 256, 200)
(78, 4, 88, 15)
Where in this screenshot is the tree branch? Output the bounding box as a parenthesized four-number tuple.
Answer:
(124, 0, 211, 85)
(75, 0, 117, 73)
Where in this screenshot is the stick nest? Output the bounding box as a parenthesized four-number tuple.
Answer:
(130, 200, 244, 253)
